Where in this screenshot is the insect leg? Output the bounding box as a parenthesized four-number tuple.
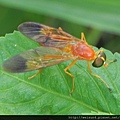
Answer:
(64, 59, 78, 95)
(87, 61, 112, 92)
(28, 69, 42, 80)
(81, 32, 86, 41)
(58, 27, 63, 31)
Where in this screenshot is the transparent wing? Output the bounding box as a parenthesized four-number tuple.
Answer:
(2, 46, 73, 73)
(18, 22, 79, 48)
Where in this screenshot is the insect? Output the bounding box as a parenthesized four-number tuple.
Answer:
(2, 22, 117, 95)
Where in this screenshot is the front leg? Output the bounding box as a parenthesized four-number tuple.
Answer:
(64, 59, 78, 95)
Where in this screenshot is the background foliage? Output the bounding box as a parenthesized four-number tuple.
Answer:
(0, 0, 120, 52)
(0, 0, 120, 115)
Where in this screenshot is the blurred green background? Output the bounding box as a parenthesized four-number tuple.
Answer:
(0, 0, 120, 53)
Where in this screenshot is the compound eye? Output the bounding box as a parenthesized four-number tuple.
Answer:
(92, 57, 104, 67)
(92, 51, 106, 68)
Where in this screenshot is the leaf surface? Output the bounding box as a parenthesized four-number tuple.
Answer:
(0, 31, 120, 114)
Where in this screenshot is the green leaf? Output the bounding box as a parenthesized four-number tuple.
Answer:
(0, 0, 120, 34)
(82, 111, 113, 115)
(0, 31, 120, 115)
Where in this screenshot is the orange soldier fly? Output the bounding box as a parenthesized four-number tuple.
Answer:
(2, 22, 117, 95)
